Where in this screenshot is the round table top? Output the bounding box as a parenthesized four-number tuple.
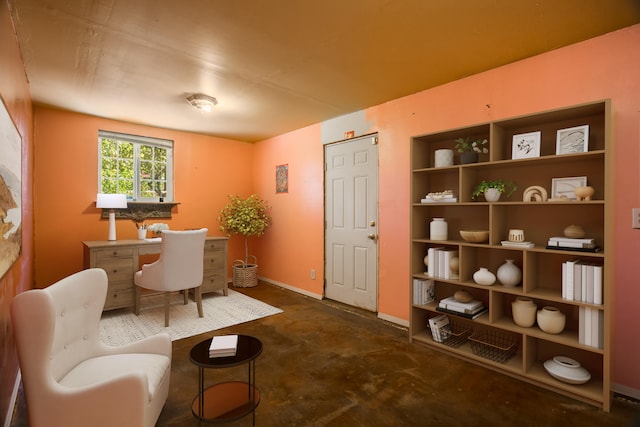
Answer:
(190, 334, 263, 368)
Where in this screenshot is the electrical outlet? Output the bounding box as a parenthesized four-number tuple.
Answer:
(633, 208, 640, 229)
(310, 269, 316, 280)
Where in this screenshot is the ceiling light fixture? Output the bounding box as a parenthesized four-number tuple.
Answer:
(187, 94, 218, 112)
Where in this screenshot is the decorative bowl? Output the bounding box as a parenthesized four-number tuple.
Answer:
(459, 230, 489, 243)
(543, 356, 591, 384)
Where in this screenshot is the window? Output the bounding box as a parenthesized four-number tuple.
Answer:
(98, 130, 173, 201)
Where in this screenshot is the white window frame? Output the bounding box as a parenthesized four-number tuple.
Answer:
(98, 130, 174, 201)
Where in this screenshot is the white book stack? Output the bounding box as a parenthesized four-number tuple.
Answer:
(428, 314, 451, 343)
(579, 307, 604, 349)
(412, 279, 435, 305)
(209, 334, 239, 358)
(426, 247, 458, 280)
(561, 260, 603, 305)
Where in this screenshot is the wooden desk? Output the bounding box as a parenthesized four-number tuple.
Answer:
(83, 237, 228, 311)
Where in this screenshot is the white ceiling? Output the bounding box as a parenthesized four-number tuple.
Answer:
(9, 0, 640, 142)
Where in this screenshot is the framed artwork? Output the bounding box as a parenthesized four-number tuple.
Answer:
(556, 125, 589, 154)
(276, 164, 288, 193)
(512, 131, 541, 159)
(551, 176, 587, 200)
(0, 97, 23, 280)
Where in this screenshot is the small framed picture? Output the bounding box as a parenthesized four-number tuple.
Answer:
(551, 176, 587, 200)
(512, 131, 541, 159)
(556, 125, 589, 155)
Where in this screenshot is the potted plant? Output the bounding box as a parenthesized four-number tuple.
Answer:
(217, 194, 272, 287)
(455, 137, 488, 164)
(472, 180, 517, 201)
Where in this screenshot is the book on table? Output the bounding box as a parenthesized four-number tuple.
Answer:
(209, 334, 239, 357)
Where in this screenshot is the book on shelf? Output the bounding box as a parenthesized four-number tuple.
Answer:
(209, 334, 238, 357)
(426, 247, 457, 280)
(578, 307, 604, 349)
(548, 236, 596, 244)
(436, 306, 488, 320)
(412, 279, 434, 305)
(562, 260, 603, 305)
(438, 296, 483, 313)
(501, 241, 535, 248)
(421, 197, 457, 203)
(428, 314, 451, 343)
(547, 238, 597, 249)
(546, 245, 601, 253)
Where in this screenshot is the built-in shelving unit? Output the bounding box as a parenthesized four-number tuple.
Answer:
(409, 100, 612, 411)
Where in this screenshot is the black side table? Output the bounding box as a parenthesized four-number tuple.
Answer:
(189, 335, 263, 425)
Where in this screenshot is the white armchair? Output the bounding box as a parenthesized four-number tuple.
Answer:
(134, 228, 208, 327)
(10, 268, 171, 427)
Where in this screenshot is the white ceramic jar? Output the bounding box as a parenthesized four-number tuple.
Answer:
(537, 306, 566, 334)
(430, 218, 448, 241)
(434, 149, 454, 167)
(497, 259, 522, 287)
(473, 267, 496, 286)
(512, 297, 537, 327)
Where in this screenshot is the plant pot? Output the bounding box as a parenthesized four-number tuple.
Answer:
(484, 188, 501, 202)
(232, 256, 258, 288)
(434, 149, 454, 167)
(460, 152, 478, 164)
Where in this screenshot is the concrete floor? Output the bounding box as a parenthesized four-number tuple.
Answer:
(11, 282, 640, 426)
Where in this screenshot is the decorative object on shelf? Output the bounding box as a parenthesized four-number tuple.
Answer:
(512, 297, 537, 327)
(551, 176, 587, 200)
(454, 289, 473, 303)
(430, 218, 448, 241)
(137, 226, 147, 240)
(421, 190, 457, 203)
(459, 230, 489, 243)
(574, 186, 595, 201)
(218, 194, 272, 288)
(537, 306, 566, 334)
(473, 267, 496, 286)
(469, 329, 518, 364)
(512, 131, 541, 159)
(455, 137, 488, 164)
(556, 125, 589, 155)
(423, 254, 429, 273)
(522, 185, 548, 202)
(508, 229, 525, 242)
(472, 180, 517, 201)
(497, 259, 522, 287)
(544, 356, 591, 385)
(563, 224, 586, 239)
(449, 256, 459, 279)
(434, 149, 454, 167)
(96, 193, 128, 241)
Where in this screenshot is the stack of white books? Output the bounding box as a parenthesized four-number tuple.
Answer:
(561, 260, 603, 304)
(209, 334, 238, 358)
(412, 279, 434, 305)
(436, 296, 488, 319)
(547, 236, 599, 252)
(428, 314, 451, 343)
(426, 247, 459, 279)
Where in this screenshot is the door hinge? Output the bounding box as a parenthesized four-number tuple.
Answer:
(372, 136, 378, 145)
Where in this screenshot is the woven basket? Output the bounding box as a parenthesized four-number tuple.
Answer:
(232, 256, 258, 288)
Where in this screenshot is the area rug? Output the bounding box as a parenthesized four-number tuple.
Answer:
(99, 289, 282, 345)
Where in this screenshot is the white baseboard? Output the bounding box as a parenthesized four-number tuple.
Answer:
(257, 276, 323, 300)
(614, 383, 640, 401)
(4, 370, 20, 427)
(378, 312, 409, 328)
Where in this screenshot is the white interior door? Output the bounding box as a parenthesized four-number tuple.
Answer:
(324, 135, 378, 311)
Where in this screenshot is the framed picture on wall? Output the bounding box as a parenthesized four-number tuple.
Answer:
(556, 125, 589, 155)
(276, 164, 288, 193)
(512, 131, 541, 159)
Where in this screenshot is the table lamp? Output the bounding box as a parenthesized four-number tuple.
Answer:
(96, 193, 128, 240)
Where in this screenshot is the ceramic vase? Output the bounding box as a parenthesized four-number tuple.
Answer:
(434, 149, 454, 167)
(497, 259, 522, 287)
(137, 227, 147, 240)
(484, 188, 501, 202)
(473, 267, 496, 286)
(430, 218, 448, 241)
(512, 297, 537, 327)
(537, 306, 566, 334)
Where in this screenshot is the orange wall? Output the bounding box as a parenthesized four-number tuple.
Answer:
(0, 0, 34, 422)
(254, 25, 640, 393)
(33, 109, 255, 287)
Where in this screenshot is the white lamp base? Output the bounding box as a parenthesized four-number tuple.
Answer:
(107, 211, 117, 241)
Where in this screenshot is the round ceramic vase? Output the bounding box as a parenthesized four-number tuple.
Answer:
(497, 259, 522, 287)
(537, 306, 566, 334)
(512, 297, 537, 327)
(473, 267, 496, 286)
(430, 218, 448, 241)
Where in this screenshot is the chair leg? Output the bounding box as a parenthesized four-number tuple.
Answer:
(164, 292, 170, 327)
(195, 286, 204, 318)
(183, 289, 188, 305)
(134, 286, 141, 315)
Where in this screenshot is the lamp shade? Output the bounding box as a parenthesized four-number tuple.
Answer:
(96, 193, 128, 209)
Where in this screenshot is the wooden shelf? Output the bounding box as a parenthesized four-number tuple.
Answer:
(409, 100, 612, 411)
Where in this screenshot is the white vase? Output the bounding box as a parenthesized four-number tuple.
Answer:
(512, 297, 537, 327)
(473, 267, 496, 286)
(137, 228, 147, 240)
(497, 259, 522, 287)
(430, 218, 448, 241)
(537, 306, 566, 334)
(484, 188, 501, 202)
(434, 149, 454, 167)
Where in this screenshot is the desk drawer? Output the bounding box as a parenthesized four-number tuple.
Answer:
(205, 240, 227, 251)
(97, 258, 134, 284)
(202, 273, 227, 293)
(204, 251, 225, 273)
(104, 288, 133, 310)
(95, 247, 134, 261)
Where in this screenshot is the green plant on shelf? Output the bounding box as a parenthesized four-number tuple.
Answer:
(472, 180, 517, 200)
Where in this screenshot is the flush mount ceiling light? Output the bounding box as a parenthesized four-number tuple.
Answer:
(187, 94, 218, 112)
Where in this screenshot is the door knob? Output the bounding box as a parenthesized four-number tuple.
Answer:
(368, 234, 377, 240)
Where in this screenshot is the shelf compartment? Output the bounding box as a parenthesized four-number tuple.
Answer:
(412, 204, 488, 241)
(469, 329, 519, 364)
(411, 124, 490, 169)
